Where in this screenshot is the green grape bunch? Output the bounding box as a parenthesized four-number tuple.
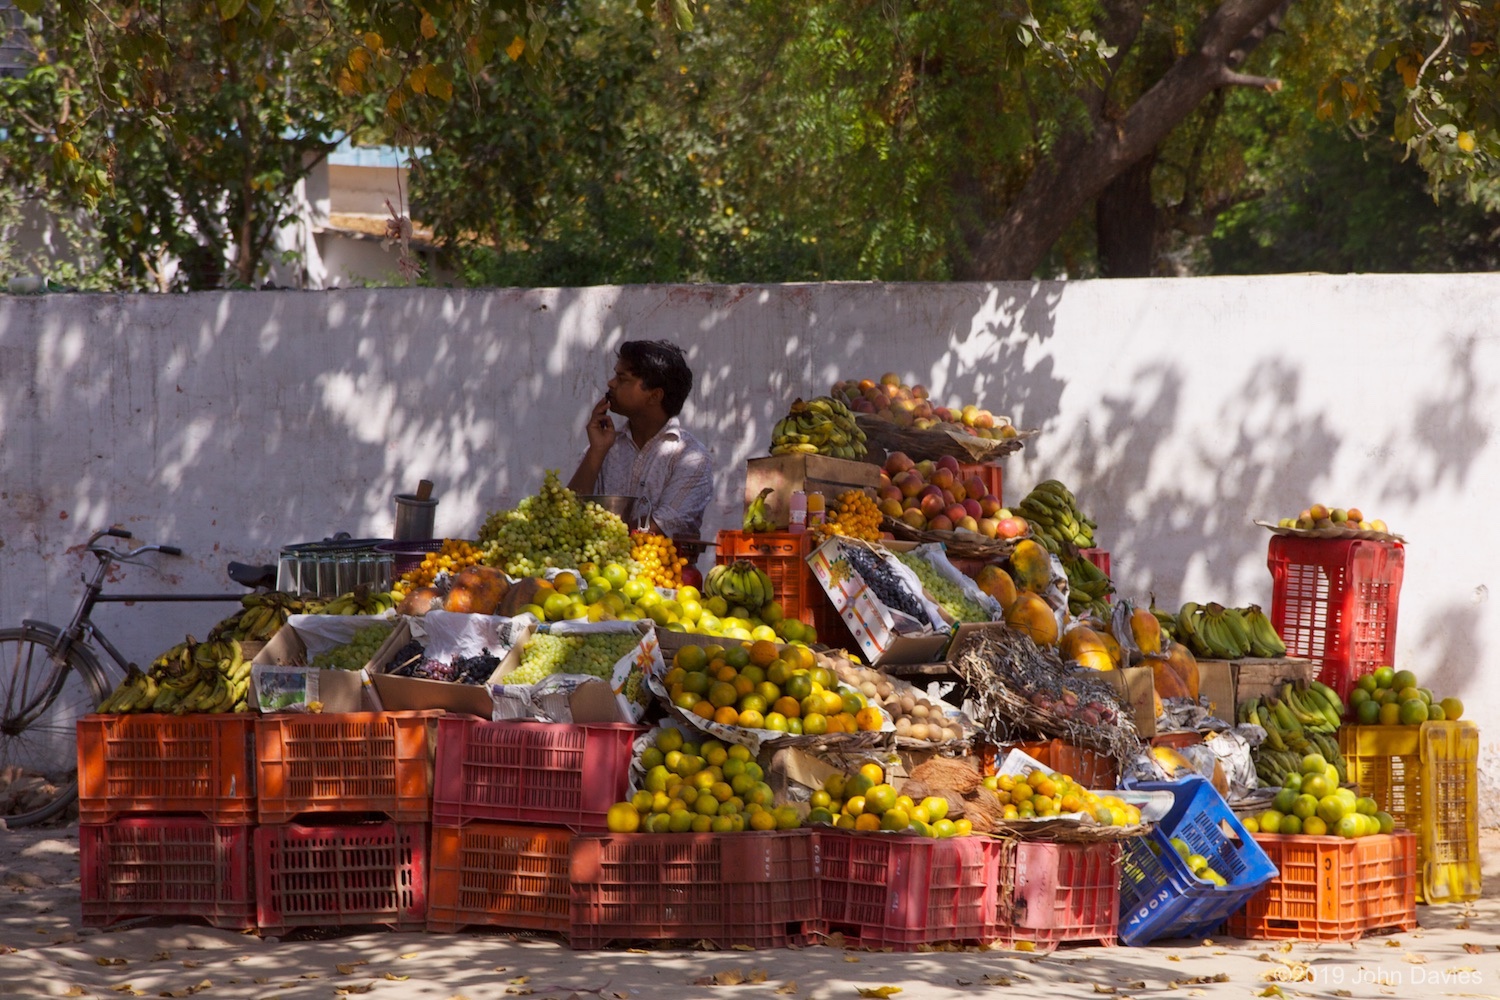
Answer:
(310, 622, 395, 671)
(893, 553, 991, 624)
(479, 470, 632, 576)
(506, 631, 642, 685)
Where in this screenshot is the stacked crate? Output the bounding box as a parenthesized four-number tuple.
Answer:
(77, 714, 258, 929)
(252, 710, 440, 933)
(427, 716, 640, 935)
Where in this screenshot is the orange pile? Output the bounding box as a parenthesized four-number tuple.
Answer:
(663, 640, 884, 736)
(981, 769, 1142, 825)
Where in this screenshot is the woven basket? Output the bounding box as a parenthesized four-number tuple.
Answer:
(984, 819, 1154, 842)
(1253, 520, 1407, 543)
(881, 516, 1019, 561)
(855, 415, 1034, 463)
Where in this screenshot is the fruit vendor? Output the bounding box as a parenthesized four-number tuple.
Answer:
(568, 339, 714, 539)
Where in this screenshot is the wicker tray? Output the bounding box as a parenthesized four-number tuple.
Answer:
(984, 820, 1153, 843)
(881, 516, 1020, 561)
(1253, 520, 1406, 543)
(855, 415, 1034, 462)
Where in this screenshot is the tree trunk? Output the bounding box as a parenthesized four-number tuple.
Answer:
(1096, 152, 1158, 277)
(958, 0, 1291, 280)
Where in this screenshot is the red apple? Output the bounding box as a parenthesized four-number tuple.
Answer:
(929, 514, 954, 532)
(962, 476, 987, 500)
(852, 398, 876, 413)
(996, 516, 1029, 539)
(944, 503, 968, 524)
(920, 493, 946, 519)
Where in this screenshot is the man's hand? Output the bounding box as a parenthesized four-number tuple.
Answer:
(585, 395, 617, 454)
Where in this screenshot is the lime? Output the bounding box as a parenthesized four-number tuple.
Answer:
(1300, 753, 1328, 775)
(1372, 666, 1396, 688)
(1257, 810, 1283, 834)
(1440, 696, 1464, 721)
(1398, 699, 1429, 725)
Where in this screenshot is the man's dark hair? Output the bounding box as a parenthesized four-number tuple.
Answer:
(618, 340, 694, 417)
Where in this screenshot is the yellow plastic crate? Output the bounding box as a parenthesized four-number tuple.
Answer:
(1338, 721, 1480, 904)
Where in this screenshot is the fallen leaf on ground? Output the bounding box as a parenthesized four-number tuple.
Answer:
(627, 949, 651, 954)
(1457, 920, 1470, 930)
(152, 952, 172, 962)
(1167, 955, 1181, 962)
(1332, 991, 1351, 998)
(1092, 986, 1115, 995)
(955, 981, 972, 988)
(61, 988, 87, 998)
(254, 977, 270, 985)
(982, 975, 1015, 987)
(856, 989, 901, 998)
(300, 971, 322, 979)
(384, 972, 411, 981)
(1261, 961, 1311, 983)
(1276, 942, 1293, 953)
(1384, 939, 1401, 948)
(1170, 975, 1230, 987)
(110, 986, 145, 996)
(399, 953, 421, 960)
(180, 960, 202, 969)
(334, 985, 374, 997)
(1403, 954, 1427, 965)
(1257, 988, 1284, 998)
(843, 954, 861, 963)
(338, 961, 369, 974)
(1464, 944, 1484, 954)
(493, 966, 507, 972)
(511, 976, 531, 985)
(96, 957, 128, 966)
(775, 983, 797, 996)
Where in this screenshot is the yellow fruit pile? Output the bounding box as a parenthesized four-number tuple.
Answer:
(980, 769, 1142, 825)
(1242, 752, 1395, 839)
(806, 762, 973, 838)
(813, 489, 884, 543)
(663, 640, 884, 735)
(1349, 665, 1463, 725)
(391, 538, 483, 601)
(1156, 836, 1229, 886)
(605, 729, 800, 834)
(630, 532, 687, 589)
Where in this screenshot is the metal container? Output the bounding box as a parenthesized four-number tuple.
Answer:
(393, 493, 439, 541)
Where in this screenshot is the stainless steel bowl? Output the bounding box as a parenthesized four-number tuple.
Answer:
(580, 494, 641, 524)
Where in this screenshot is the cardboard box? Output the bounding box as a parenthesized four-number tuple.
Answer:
(492, 620, 660, 724)
(1229, 657, 1317, 705)
(806, 537, 949, 667)
(1196, 660, 1237, 724)
(368, 616, 533, 717)
(248, 623, 382, 713)
(744, 454, 881, 530)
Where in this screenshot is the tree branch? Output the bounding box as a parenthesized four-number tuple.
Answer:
(1218, 69, 1282, 90)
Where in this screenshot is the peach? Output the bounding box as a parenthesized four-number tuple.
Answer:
(928, 514, 954, 532)
(977, 518, 1000, 539)
(944, 503, 968, 524)
(962, 476, 987, 500)
(979, 494, 1002, 517)
(963, 498, 983, 520)
(911, 384, 929, 399)
(957, 515, 979, 533)
(884, 451, 915, 477)
(936, 455, 962, 476)
(920, 493, 947, 518)
(930, 468, 955, 491)
(997, 517, 1029, 539)
(901, 508, 927, 529)
(878, 498, 905, 518)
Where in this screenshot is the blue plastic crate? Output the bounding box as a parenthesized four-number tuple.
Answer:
(1118, 775, 1278, 946)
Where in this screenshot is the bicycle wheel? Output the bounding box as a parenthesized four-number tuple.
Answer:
(0, 625, 110, 827)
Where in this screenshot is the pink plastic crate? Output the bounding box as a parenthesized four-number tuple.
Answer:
(988, 839, 1119, 951)
(569, 830, 818, 949)
(81, 817, 254, 929)
(817, 831, 996, 949)
(433, 716, 642, 831)
(254, 820, 428, 933)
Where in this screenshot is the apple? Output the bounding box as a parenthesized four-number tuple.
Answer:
(944, 503, 968, 524)
(962, 476, 987, 500)
(884, 451, 915, 477)
(949, 482, 967, 503)
(916, 460, 936, 478)
(878, 484, 903, 504)
(852, 398, 876, 413)
(997, 517, 1029, 539)
(936, 455, 962, 476)
(979, 494, 1002, 517)
(963, 498, 983, 520)
(897, 472, 925, 499)
(930, 467, 955, 490)
(920, 493, 946, 519)
(929, 514, 954, 532)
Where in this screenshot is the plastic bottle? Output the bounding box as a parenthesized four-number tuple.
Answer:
(806, 491, 826, 529)
(789, 490, 808, 533)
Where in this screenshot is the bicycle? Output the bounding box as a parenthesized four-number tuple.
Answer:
(0, 527, 271, 827)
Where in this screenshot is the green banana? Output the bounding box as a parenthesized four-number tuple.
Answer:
(1308, 680, 1346, 719)
(743, 487, 775, 533)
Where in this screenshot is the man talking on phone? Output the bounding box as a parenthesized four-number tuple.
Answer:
(567, 340, 715, 540)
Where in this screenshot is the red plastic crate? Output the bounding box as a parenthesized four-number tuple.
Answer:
(432, 716, 641, 831)
(1007, 739, 1119, 789)
(817, 830, 996, 948)
(1080, 548, 1111, 578)
(81, 817, 254, 929)
(254, 820, 428, 933)
(956, 462, 1003, 505)
(569, 830, 819, 949)
(427, 823, 572, 934)
(77, 714, 255, 825)
(988, 839, 1120, 951)
(1226, 832, 1417, 942)
(1267, 537, 1403, 697)
(255, 711, 438, 824)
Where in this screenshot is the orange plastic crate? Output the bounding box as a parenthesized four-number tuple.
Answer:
(570, 830, 819, 949)
(77, 714, 255, 825)
(1008, 739, 1118, 789)
(716, 529, 850, 645)
(988, 839, 1119, 951)
(956, 462, 1003, 505)
(255, 711, 439, 824)
(428, 823, 572, 934)
(1226, 832, 1417, 941)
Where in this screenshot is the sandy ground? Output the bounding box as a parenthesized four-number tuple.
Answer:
(1, 825, 1497, 1000)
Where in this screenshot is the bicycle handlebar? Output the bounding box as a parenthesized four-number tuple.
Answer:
(105, 528, 132, 540)
(159, 545, 183, 556)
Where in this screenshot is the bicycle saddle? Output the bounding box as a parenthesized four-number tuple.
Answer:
(228, 561, 278, 590)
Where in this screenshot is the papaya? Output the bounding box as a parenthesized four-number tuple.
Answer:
(974, 564, 1018, 611)
(1058, 625, 1109, 664)
(1165, 641, 1199, 700)
(1003, 591, 1059, 646)
(445, 565, 510, 615)
(1147, 654, 1191, 700)
(1008, 539, 1052, 593)
(396, 586, 443, 616)
(1129, 606, 1163, 656)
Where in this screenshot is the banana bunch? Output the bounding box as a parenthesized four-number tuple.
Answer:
(1061, 551, 1112, 620)
(1176, 602, 1287, 659)
(743, 487, 775, 533)
(1149, 596, 1179, 643)
(210, 591, 321, 643)
(769, 396, 867, 460)
(96, 636, 253, 715)
(1015, 480, 1096, 554)
(704, 559, 774, 614)
(318, 586, 396, 616)
(1238, 680, 1348, 786)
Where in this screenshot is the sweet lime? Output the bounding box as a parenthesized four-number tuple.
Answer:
(1398, 699, 1429, 725)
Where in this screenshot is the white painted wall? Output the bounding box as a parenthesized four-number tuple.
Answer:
(2, 278, 1497, 819)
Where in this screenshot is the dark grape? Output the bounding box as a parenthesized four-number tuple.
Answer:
(841, 544, 927, 620)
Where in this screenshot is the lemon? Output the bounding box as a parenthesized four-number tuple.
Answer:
(606, 802, 641, 833)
